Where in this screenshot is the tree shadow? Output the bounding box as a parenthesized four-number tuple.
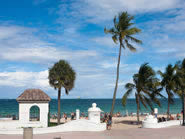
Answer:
(114, 120, 142, 125)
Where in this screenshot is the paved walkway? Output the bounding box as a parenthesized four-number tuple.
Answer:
(1, 126, 185, 139)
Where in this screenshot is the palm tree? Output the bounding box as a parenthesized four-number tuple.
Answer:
(122, 63, 162, 123)
(158, 64, 177, 119)
(175, 59, 185, 125)
(104, 12, 142, 115)
(48, 60, 76, 125)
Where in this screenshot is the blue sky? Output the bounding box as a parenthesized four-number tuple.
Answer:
(0, 0, 185, 98)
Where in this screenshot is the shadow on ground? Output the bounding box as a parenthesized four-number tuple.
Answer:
(114, 120, 142, 125)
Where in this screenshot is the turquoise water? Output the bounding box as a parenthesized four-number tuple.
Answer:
(0, 99, 182, 117)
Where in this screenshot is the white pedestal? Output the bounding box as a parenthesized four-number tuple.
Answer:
(88, 103, 102, 124)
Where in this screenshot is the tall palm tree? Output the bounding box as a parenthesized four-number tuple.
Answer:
(122, 63, 162, 123)
(158, 64, 177, 119)
(48, 60, 76, 125)
(175, 59, 185, 125)
(104, 11, 142, 115)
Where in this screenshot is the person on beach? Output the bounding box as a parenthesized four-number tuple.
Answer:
(176, 113, 180, 120)
(169, 114, 174, 120)
(81, 112, 85, 118)
(71, 112, 75, 120)
(63, 113, 67, 123)
(107, 114, 112, 130)
(103, 113, 108, 122)
(162, 117, 166, 121)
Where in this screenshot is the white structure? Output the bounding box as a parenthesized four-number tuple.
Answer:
(88, 103, 102, 124)
(0, 119, 106, 135)
(17, 89, 51, 128)
(142, 115, 181, 128)
(76, 109, 80, 120)
(154, 108, 158, 114)
(0, 102, 106, 135)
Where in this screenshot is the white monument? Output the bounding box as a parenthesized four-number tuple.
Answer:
(16, 89, 51, 128)
(142, 114, 181, 128)
(88, 103, 102, 124)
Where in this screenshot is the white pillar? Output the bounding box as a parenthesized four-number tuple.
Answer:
(76, 109, 80, 120)
(126, 110, 128, 116)
(154, 108, 158, 118)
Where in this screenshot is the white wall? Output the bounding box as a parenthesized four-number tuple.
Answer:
(19, 102, 49, 128)
(0, 119, 106, 135)
(88, 111, 100, 124)
(142, 120, 182, 128)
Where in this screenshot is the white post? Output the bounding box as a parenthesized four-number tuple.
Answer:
(126, 110, 128, 116)
(154, 108, 158, 118)
(76, 109, 80, 120)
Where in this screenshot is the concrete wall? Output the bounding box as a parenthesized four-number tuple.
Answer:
(0, 120, 47, 129)
(0, 119, 106, 135)
(142, 120, 182, 128)
(19, 103, 49, 128)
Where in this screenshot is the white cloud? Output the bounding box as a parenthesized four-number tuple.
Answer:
(152, 35, 185, 58)
(0, 26, 34, 39)
(58, 0, 183, 23)
(0, 70, 49, 89)
(0, 46, 97, 63)
(0, 25, 97, 64)
(85, 0, 181, 22)
(92, 36, 116, 47)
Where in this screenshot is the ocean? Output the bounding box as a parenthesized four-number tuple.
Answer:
(0, 99, 182, 118)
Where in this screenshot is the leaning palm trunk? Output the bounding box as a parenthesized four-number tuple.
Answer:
(110, 44, 122, 116)
(57, 88, 61, 125)
(167, 98, 170, 120)
(136, 94, 140, 123)
(183, 92, 185, 125)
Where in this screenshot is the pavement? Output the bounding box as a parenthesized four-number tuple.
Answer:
(1, 126, 185, 139)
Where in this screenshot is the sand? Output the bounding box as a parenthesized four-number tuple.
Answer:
(49, 114, 179, 130)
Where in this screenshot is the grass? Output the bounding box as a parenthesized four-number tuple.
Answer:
(48, 122, 63, 127)
(48, 122, 58, 127)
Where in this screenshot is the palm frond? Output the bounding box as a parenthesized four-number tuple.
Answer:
(122, 89, 133, 106)
(65, 88, 69, 95)
(125, 40, 136, 52)
(125, 83, 135, 90)
(126, 36, 142, 44)
(138, 94, 148, 109)
(112, 34, 118, 44)
(143, 96, 154, 111)
(157, 70, 164, 77)
(126, 27, 141, 35)
(104, 27, 117, 35)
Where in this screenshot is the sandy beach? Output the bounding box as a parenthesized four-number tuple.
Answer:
(49, 114, 179, 130)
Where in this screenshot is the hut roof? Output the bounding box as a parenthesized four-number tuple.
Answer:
(16, 89, 51, 102)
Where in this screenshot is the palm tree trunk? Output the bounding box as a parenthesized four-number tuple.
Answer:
(166, 89, 170, 120)
(136, 94, 140, 124)
(183, 91, 185, 125)
(110, 44, 122, 116)
(57, 88, 61, 125)
(167, 97, 170, 120)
